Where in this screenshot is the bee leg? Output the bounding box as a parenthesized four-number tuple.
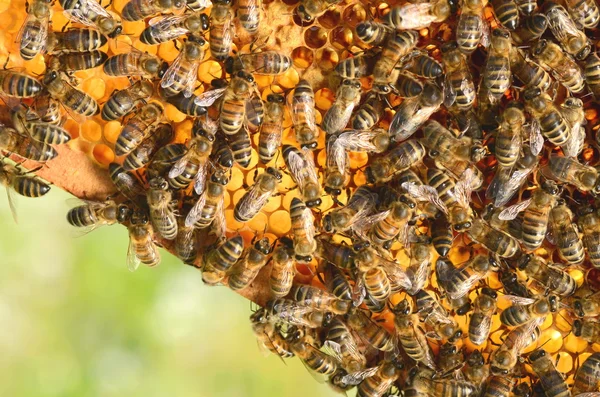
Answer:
(61, 21, 70, 32)
(2, 54, 10, 70)
(173, 40, 180, 52)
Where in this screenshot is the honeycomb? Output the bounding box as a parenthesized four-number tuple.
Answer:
(2, 0, 600, 394)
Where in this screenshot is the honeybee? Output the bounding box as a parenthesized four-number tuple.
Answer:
(531, 40, 585, 94)
(289, 198, 317, 263)
(108, 163, 146, 204)
(123, 123, 174, 171)
(291, 284, 348, 315)
(366, 195, 416, 250)
(572, 352, 600, 395)
(351, 93, 384, 130)
(389, 82, 443, 142)
(365, 139, 425, 184)
(102, 80, 154, 121)
(11, 107, 71, 145)
(0, 70, 42, 99)
(436, 255, 491, 301)
(528, 350, 570, 397)
(322, 186, 377, 234)
(258, 94, 285, 164)
(468, 287, 497, 346)
(546, 155, 600, 194)
(115, 102, 163, 156)
(578, 206, 600, 268)
(573, 291, 600, 317)
(103, 49, 169, 79)
(322, 79, 362, 136)
(209, 0, 233, 60)
(47, 50, 108, 72)
(226, 51, 292, 76)
(46, 28, 107, 53)
(490, 319, 542, 375)
(334, 54, 376, 79)
(456, 0, 488, 53)
(565, 0, 600, 27)
(346, 308, 395, 352)
(481, 28, 512, 105)
(0, 161, 50, 222)
(286, 327, 338, 376)
(202, 235, 244, 285)
(523, 87, 570, 149)
(355, 21, 391, 46)
(383, 0, 451, 30)
(269, 238, 296, 298)
(125, 209, 160, 271)
(549, 201, 583, 263)
(406, 53, 444, 79)
(0, 126, 57, 163)
(407, 367, 479, 396)
(487, 145, 538, 208)
(560, 97, 586, 158)
(355, 361, 402, 397)
(169, 121, 214, 193)
(18, 0, 51, 60)
(463, 350, 490, 390)
(323, 135, 348, 198)
(481, 376, 513, 397)
(512, 13, 548, 44)
(185, 168, 228, 229)
(290, 79, 318, 149)
(282, 146, 319, 208)
(323, 317, 366, 374)
(121, 0, 185, 21)
(164, 92, 208, 116)
(186, 0, 211, 12)
(515, 0, 537, 14)
(147, 177, 178, 240)
(60, 0, 122, 38)
(174, 219, 197, 264)
(147, 143, 187, 178)
(518, 254, 576, 297)
(573, 318, 600, 343)
(467, 218, 520, 258)
(160, 35, 205, 98)
(394, 72, 423, 98)
(422, 120, 485, 164)
(296, 0, 343, 22)
(140, 12, 210, 45)
(494, 102, 526, 169)
(226, 128, 252, 168)
(322, 262, 352, 302)
(250, 310, 294, 359)
(264, 298, 332, 328)
(415, 289, 462, 341)
(546, 2, 590, 60)
(430, 216, 452, 257)
(500, 294, 559, 327)
(316, 238, 355, 270)
(234, 167, 281, 223)
(228, 237, 272, 291)
(237, 0, 261, 34)
(442, 41, 476, 110)
(391, 299, 436, 368)
(372, 30, 419, 94)
(42, 70, 99, 117)
(32, 94, 61, 126)
(491, 0, 519, 30)
(67, 199, 130, 231)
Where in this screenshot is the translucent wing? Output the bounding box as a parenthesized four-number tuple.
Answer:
(512, 317, 544, 352)
(407, 255, 430, 295)
(454, 168, 475, 208)
(379, 256, 413, 291)
(321, 340, 344, 363)
(562, 126, 585, 158)
(471, 312, 492, 339)
(63, 9, 98, 28)
(389, 97, 420, 142)
(443, 76, 457, 108)
(168, 150, 192, 178)
(326, 137, 347, 175)
(353, 210, 391, 240)
(194, 87, 227, 106)
(290, 90, 317, 132)
(435, 257, 454, 285)
(270, 301, 314, 318)
(340, 367, 380, 386)
(185, 192, 206, 227)
(297, 204, 316, 243)
(324, 104, 354, 135)
(528, 119, 544, 156)
(4, 186, 18, 224)
(211, 197, 226, 238)
(402, 182, 449, 215)
(302, 148, 319, 185)
(193, 160, 208, 195)
(126, 233, 141, 272)
(547, 6, 584, 48)
(503, 295, 537, 306)
(161, 50, 184, 89)
(18, 13, 48, 50)
(235, 184, 273, 221)
(336, 130, 381, 152)
(245, 94, 264, 133)
(494, 166, 534, 208)
(352, 275, 366, 307)
(499, 198, 532, 221)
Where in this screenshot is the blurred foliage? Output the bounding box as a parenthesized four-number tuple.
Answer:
(0, 189, 335, 397)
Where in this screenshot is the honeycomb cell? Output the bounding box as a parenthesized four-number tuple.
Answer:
(63, 119, 81, 140)
(0, 0, 10, 14)
(275, 67, 300, 89)
(314, 88, 334, 110)
(342, 3, 367, 27)
(132, 39, 158, 55)
(565, 332, 588, 353)
(81, 120, 102, 142)
(316, 47, 339, 71)
(165, 104, 187, 123)
(225, 209, 245, 230)
(81, 78, 106, 100)
(304, 26, 328, 49)
(255, 75, 276, 89)
(329, 26, 353, 50)
(317, 8, 342, 29)
(248, 212, 268, 232)
(109, 35, 133, 55)
(538, 329, 563, 353)
(198, 60, 223, 84)
(158, 41, 179, 62)
(349, 152, 368, 169)
(92, 144, 115, 166)
(24, 54, 45, 75)
(353, 170, 367, 186)
(123, 20, 145, 36)
(223, 191, 231, 208)
(553, 352, 573, 374)
(111, 0, 128, 13)
(263, 195, 282, 213)
(269, 210, 291, 234)
(291, 46, 314, 69)
(227, 167, 244, 191)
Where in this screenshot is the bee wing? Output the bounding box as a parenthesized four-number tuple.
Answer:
(210, 197, 226, 238)
(168, 150, 191, 179)
(193, 161, 208, 195)
(494, 166, 534, 208)
(194, 87, 227, 106)
(454, 168, 475, 208)
(512, 317, 544, 351)
(160, 51, 184, 89)
(183, 62, 201, 98)
(503, 295, 537, 306)
(185, 191, 207, 227)
(63, 9, 97, 28)
(402, 182, 449, 215)
(528, 119, 544, 156)
(17, 13, 48, 49)
(562, 125, 585, 158)
(354, 210, 391, 240)
(236, 185, 273, 222)
(379, 256, 412, 291)
(326, 137, 347, 175)
(4, 186, 18, 224)
(389, 97, 420, 141)
(435, 257, 454, 285)
(321, 340, 344, 363)
(126, 233, 142, 272)
(547, 6, 583, 46)
(271, 301, 314, 318)
(285, 146, 309, 186)
(290, 92, 317, 132)
(352, 275, 366, 307)
(340, 367, 380, 386)
(443, 76, 457, 108)
(335, 130, 379, 152)
(498, 198, 532, 220)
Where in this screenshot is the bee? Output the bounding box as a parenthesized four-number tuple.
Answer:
(322, 186, 376, 234)
(32, 94, 61, 126)
(0, 70, 42, 99)
(490, 319, 542, 375)
(283, 146, 321, 207)
(186, 0, 211, 12)
(467, 218, 520, 258)
(415, 289, 462, 341)
(383, 0, 451, 30)
(202, 235, 244, 285)
(147, 143, 187, 179)
(367, 196, 416, 249)
(517, 254, 576, 297)
(237, 0, 261, 34)
(47, 50, 108, 72)
(160, 35, 205, 98)
(146, 177, 178, 240)
(0, 126, 56, 163)
(346, 308, 395, 352)
(185, 168, 228, 229)
(115, 102, 163, 156)
(573, 319, 600, 343)
(334, 54, 376, 80)
(391, 299, 436, 368)
(234, 167, 281, 223)
(565, 0, 600, 27)
(495, 102, 525, 169)
(316, 238, 355, 270)
(67, 199, 130, 230)
(0, 161, 50, 221)
(258, 94, 285, 164)
(140, 12, 210, 45)
(523, 87, 570, 149)
(572, 352, 600, 395)
(394, 72, 423, 98)
(547, 155, 600, 194)
(11, 107, 71, 145)
(405, 53, 444, 79)
(42, 70, 99, 117)
(487, 146, 538, 208)
(578, 206, 600, 268)
(121, 0, 185, 21)
(511, 13, 548, 44)
(531, 40, 585, 94)
(46, 28, 107, 53)
(59, 0, 122, 38)
(226, 129, 252, 168)
(515, 0, 537, 14)
(442, 41, 476, 110)
(365, 139, 426, 184)
(226, 52, 292, 76)
(407, 368, 479, 396)
(324, 317, 366, 373)
(164, 92, 208, 116)
(545, 2, 590, 60)
(123, 123, 174, 171)
(250, 310, 294, 359)
(289, 198, 317, 263)
(421, 120, 485, 164)
(560, 97, 586, 158)
(481, 28, 512, 105)
(463, 350, 490, 389)
(209, 0, 233, 60)
(286, 327, 338, 376)
(169, 120, 214, 193)
(322, 262, 352, 301)
(456, 0, 488, 54)
(108, 163, 146, 204)
(264, 298, 332, 328)
(438, 342, 464, 376)
(322, 79, 361, 136)
(323, 135, 348, 198)
(355, 21, 391, 46)
(491, 0, 519, 30)
(573, 291, 600, 317)
(355, 361, 402, 397)
(436, 255, 491, 301)
(124, 209, 160, 271)
(174, 219, 197, 264)
(350, 93, 383, 131)
(292, 284, 348, 315)
(18, 0, 50, 60)
(102, 80, 154, 121)
(468, 287, 497, 346)
(269, 238, 296, 298)
(228, 237, 272, 291)
(480, 375, 513, 397)
(390, 82, 443, 143)
(500, 294, 559, 327)
(103, 49, 169, 79)
(430, 216, 453, 257)
(529, 350, 570, 397)
(372, 30, 419, 94)
(289, 79, 318, 150)
(296, 0, 343, 22)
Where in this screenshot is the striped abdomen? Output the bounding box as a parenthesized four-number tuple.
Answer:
(572, 352, 600, 395)
(521, 206, 551, 251)
(26, 122, 71, 144)
(220, 97, 245, 134)
(150, 208, 178, 240)
(457, 13, 483, 53)
(483, 54, 511, 98)
(481, 375, 512, 397)
(202, 236, 244, 285)
(227, 129, 252, 168)
(13, 176, 50, 197)
(63, 89, 98, 116)
(20, 20, 46, 60)
(102, 90, 137, 121)
(448, 71, 475, 108)
(0, 71, 42, 98)
(258, 122, 283, 163)
(583, 232, 600, 268)
(66, 206, 97, 227)
(168, 160, 199, 190)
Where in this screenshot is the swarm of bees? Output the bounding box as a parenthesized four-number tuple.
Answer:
(4, 0, 600, 394)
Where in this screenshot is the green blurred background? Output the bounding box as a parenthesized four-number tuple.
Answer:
(0, 188, 336, 397)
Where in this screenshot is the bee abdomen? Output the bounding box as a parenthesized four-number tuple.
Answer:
(67, 206, 97, 227)
(14, 176, 50, 197)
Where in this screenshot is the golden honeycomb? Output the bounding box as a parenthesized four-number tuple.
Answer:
(2, 0, 600, 394)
